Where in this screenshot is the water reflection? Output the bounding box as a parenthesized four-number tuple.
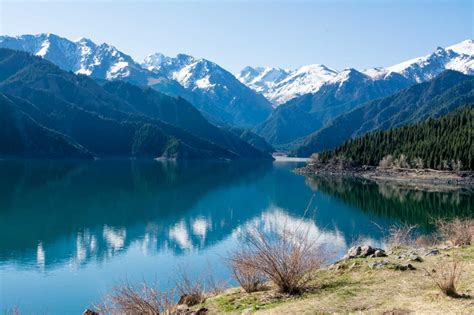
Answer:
(306, 175, 473, 229)
(1, 160, 473, 313)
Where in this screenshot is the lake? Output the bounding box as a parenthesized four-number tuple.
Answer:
(0, 159, 472, 314)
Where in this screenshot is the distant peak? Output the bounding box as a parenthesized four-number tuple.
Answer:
(75, 37, 95, 45)
(176, 53, 194, 62)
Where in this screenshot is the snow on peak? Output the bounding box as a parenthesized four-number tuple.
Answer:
(239, 63, 339, 105)
(239, 39, 474, 105)
(143, 52, 226, 91)
(446, 39, 474, 56)
(0, 33, 157, 85)
(361, 39, 474, 82)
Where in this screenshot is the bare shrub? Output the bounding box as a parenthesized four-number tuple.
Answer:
(436, 218, 474, 246)
(379, 155, 394, 169)
(415, 234, 439, 248)
(95, 282, 176, 315)
(394, 154, 410, 169)
(206, 273, 227, 296)
(374, 222, 418, 249)
(228, 251, 267, 293)
(229, 227, 325, 295)
(175, 267, 206, 306)
(426, 259, 464, 298)
(411, 157, 424, 169)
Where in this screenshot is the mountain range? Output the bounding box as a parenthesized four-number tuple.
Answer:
(0, 33, 272, 127)
(250, 40, 474, 149)
(0, 33, 473, 159)
(239, 40, 474, 106)
(0, 48, 272, 160)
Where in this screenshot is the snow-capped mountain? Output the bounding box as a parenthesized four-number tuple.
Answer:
(237, 67, 289, 95)
(364, 40, 474, 82)
(238, 64, 338, 105)
(0, 33, 157, 85)
(239, 39, 474, 105)
(143, 53, 272, 126)
(0, 33, 272, 127)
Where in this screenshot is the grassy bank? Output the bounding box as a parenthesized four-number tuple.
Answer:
(200, 245, 474, 314)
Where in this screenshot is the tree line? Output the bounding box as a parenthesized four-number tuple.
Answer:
(317, 105, 473, 171)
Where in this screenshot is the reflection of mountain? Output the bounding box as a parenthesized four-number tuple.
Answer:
(0, 160, 274, 266)
(306, 176, 474, 228)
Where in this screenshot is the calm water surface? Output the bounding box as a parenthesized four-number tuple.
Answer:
(0, 160, 472, 313)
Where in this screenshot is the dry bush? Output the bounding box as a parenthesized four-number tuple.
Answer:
(415, 234, 439, 248)
(436, 218, 474, 246)
(205, 273, 227, 296)
(377, 223, 418, 249)
(175, 267, 207, 306)
(426, 259, 464, 298)
(228, 252, 267, 293)
(95, 282, 176, 315)
(379, 154, 394, 169)
(229, 227, 326, 295)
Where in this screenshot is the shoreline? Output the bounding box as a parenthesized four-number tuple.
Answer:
(295, 164, 474, 189)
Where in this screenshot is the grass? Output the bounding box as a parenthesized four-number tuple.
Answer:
(199, 245, 474, 314)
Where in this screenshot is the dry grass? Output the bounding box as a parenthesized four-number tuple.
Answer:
(228, 227, 326, 295)
(426, 258, 465, 298)
(436, 218, 474, 246)
(95, 282, 176, 315)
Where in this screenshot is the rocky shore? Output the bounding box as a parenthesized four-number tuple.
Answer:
(296, 163, 474, 188)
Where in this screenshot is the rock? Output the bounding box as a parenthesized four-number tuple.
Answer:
(82, 310, 99, 315)
(425, 249, 440, 256)
(242, 308, 252, 315)
(408, 254, 423, 262)
(343, 245, 386, 259)
(369, 261, 390, 269)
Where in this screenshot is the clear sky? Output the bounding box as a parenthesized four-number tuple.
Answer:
(0, 0, 472, 73)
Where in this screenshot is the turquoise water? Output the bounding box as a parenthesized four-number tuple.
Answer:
(0, 160, 472, 314)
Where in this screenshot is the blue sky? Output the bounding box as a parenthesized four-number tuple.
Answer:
(0, 0, 472, 73)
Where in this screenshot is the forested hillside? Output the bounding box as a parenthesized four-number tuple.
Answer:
(0, 49, 272, 160)
(318, 106, 474, 170)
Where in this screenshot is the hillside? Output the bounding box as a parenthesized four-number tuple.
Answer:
(293, 71, 474, 157)
(317, 106, 473, 170)
(0, 48, 271, 160)
(0, 93, 91, 158)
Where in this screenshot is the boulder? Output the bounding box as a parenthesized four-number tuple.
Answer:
(343, 245, 386, 259)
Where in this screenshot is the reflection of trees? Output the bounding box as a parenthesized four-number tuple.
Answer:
(306, 175, 473, 229)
